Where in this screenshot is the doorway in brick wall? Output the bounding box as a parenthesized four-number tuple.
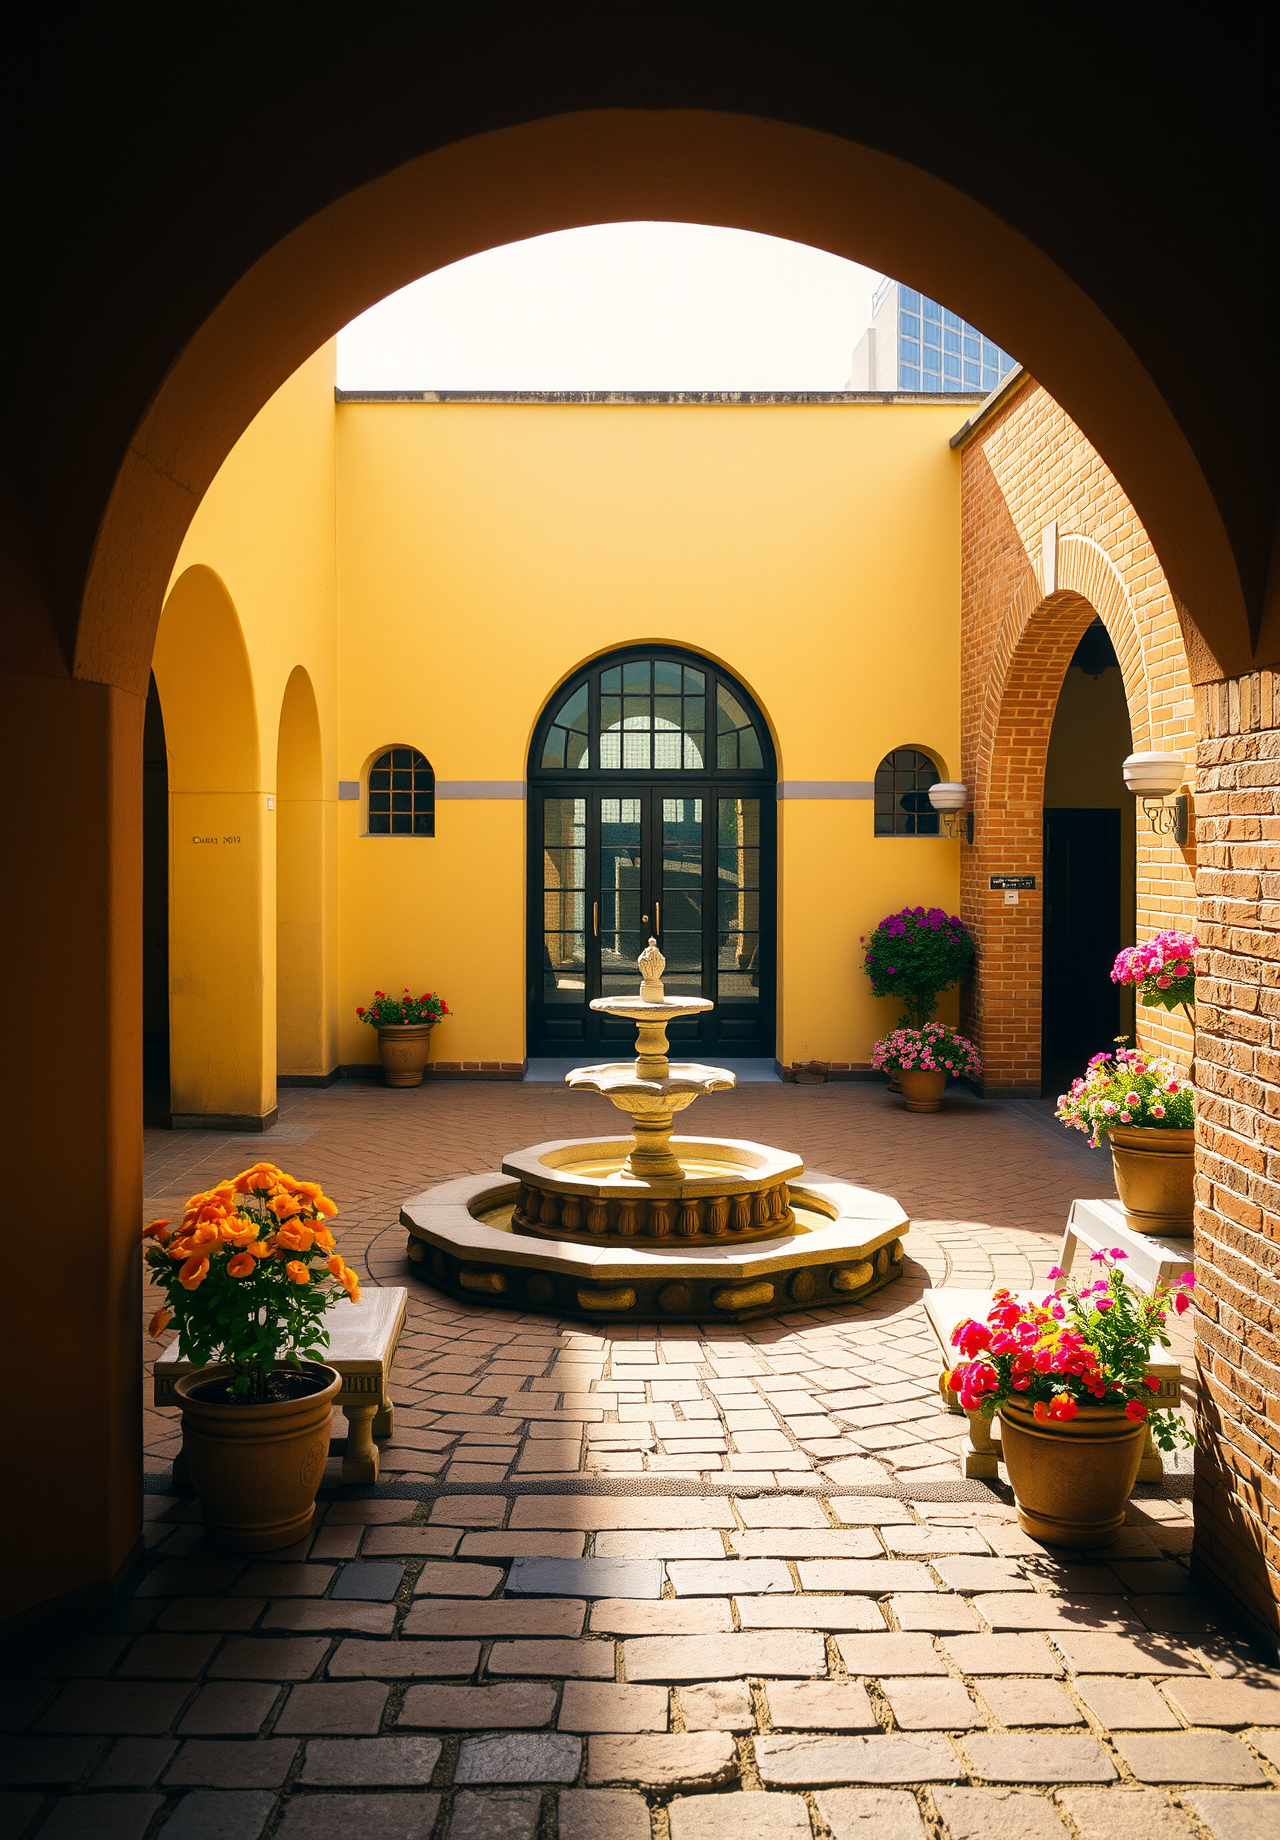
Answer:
(1041, 622, 1135, 1096)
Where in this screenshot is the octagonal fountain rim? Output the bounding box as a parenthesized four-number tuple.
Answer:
(402, 1171, 907, 1277)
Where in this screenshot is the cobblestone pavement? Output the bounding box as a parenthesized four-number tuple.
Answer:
(8, 1079, 1267, 1840)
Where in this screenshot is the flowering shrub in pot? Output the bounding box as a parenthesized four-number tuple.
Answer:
(948, 1251, 1194, 1546)
(1057, 1044, 1195, 1236)
(146, 1163, 359, 1549)
(357, 986, 451, 1087)
(861, 907, 975, 1029)
(872, 1023, 982, 1113)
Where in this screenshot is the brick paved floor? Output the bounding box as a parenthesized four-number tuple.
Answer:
(7, 1079, 1269, 1840)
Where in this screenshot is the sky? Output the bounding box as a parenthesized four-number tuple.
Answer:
(336, 222, 884, 393)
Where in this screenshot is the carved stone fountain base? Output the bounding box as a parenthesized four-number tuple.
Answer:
(502, 1135, 803, 1245)
(401, 1166, 909, 1323)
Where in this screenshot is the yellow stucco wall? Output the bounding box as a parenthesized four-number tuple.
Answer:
(159, 344, 339, 1114)
(335, 396, 964, 1068)
(160, 353, 967, 1105)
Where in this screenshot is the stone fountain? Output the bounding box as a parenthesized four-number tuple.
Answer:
(402, 942, 909, 1322)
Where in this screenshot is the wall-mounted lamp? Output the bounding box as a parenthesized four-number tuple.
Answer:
(1123, 751, 1188, 846)
(929, 781, 973, 843)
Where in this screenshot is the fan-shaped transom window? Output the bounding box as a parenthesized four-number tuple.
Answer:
(537, 652, 771, 777)
(367, 746, 435, 835)
(874, 747, 940, 835)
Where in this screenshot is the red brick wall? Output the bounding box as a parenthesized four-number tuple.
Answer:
(959, 378, 1197, 1088)
(1192, 672, 1280, 1644)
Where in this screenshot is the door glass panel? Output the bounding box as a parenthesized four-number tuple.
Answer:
(600, 797, 643, 995)
(662, 797, 703, 999)
(716, 685, 764, 770)
(542, 799, 586, 1003)
(717, 797, 760, 1004)
(600, 659, 706, 771)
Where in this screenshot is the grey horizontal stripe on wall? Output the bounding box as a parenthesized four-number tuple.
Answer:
(777, 782, 875, 799)
(436, 781, 526, 799)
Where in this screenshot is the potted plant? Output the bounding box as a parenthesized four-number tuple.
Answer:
(948, 1252, 1194, 1546)
(358, 986, 451, 1087)
(1056, 1043, 1194, 1236)
(145, 1162, 359, 1550)
(1111, 929, 1197, 1034)
(861, 907, 975, 1088)
(873, 1021, 982, 1113)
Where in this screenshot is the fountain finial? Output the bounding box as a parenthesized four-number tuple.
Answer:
(638, 936, 666, 1003)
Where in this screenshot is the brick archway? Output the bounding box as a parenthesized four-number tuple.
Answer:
(963, 516, 1170, 1085)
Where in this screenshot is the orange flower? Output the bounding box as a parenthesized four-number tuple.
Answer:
(178, 1255, 209, 1290)
(225, 1252, 255, 1278)
(246, 1240, 271, 1260)
(232, 1162, 285, 1192)
(285, 1260, 311, 1285)
(270, 1191, 306, 1220)
(294, 1180, 338, 1217)
(274, 1221, 314, 1252)
(1033, 1400, 1050, 1422)
(338, 1264, 360, 1301)
(327, 1253, 344, 1279)
(147, 1307, 172, 1337)
(313, 1226, 336, 1252)
(142, 1218, 170, 1242)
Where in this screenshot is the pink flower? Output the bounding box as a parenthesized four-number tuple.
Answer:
(1110, 1249, 1127, 1259)
(1119, 1112, 1132, 1123)
(1047, 1266, 1064, 1280)
(1151, 1104, 1166, 1119)
(1095, 1297, 1114, 1311)
(954, 1320, 992, 1357)
(1156, 974, 1171, 989)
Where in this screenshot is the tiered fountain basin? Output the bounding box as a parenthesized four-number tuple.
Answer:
(504, 1133, 803, 1244)
(400, 938, 909, 1323)
(401, 1165, 907, 1323)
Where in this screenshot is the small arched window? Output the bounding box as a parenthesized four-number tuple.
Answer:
(874, 747, 940, 836)
(368, 746, 435, 836)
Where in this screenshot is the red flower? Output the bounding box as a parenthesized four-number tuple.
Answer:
(1124, 1399, 1148, 1421)
(1173, 1292, 1191, 1314)
(953, 1320, 992, 1358)
(1144, 1375, 1160, 1392)
(1049, 1395, 1078, 1421)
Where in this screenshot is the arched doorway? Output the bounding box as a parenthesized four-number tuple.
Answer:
(528, 645, 776, 1059)
(276, 666, 329, 1080)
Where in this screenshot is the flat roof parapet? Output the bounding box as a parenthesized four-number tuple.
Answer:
(334, 388, 987, 407)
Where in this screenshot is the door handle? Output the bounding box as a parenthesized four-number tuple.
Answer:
(655, 900, 660, 934)
(593, 901, 599, 938)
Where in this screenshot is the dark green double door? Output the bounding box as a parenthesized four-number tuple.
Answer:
(530, 784, 774, 1060)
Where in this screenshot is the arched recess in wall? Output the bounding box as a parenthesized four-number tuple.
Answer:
(151, 565, 275, 1128)
(276, 666, 328, 1080)
(963, 556, 1152, 1092)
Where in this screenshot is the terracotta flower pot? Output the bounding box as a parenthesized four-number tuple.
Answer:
(998, 1394, 1147, 1548)
(898, 1068, 947, 1113)
(377, 1022, 434, 1087)
(1108, 1125, 1195, 1236)
(174, 1362, 340, 1551)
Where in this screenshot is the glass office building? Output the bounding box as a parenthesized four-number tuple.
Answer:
(848, 278, 1017, 395)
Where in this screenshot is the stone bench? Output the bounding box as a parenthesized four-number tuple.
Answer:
(154, 1285, 408, 1485)
(922, 1286, 1180, 1485)
(1060, 1197, 1193, 1295)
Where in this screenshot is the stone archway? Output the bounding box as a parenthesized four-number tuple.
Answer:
(1, 101, 1265, 1628)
